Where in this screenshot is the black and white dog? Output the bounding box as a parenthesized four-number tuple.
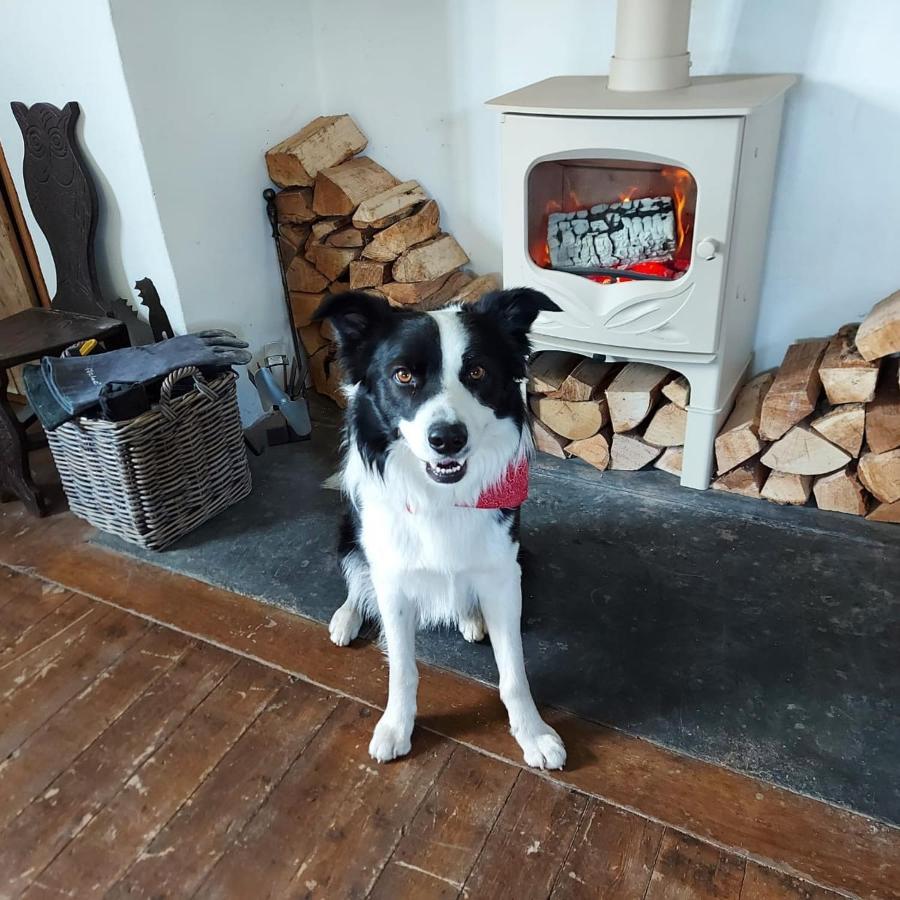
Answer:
(314, 288, 566, 770)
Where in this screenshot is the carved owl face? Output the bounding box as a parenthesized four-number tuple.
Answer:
(11, 101, 78, 187)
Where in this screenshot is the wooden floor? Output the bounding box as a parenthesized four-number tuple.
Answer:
(0, 496, 897, 899)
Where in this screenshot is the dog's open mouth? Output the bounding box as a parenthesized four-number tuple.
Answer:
(425, 459, 467, 484)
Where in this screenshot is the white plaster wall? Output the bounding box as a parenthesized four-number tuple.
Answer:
(109, 0, 320, 413)
(0, 0, 184, 332)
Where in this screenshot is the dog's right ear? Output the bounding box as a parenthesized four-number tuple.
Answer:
(312, 291, 392, 377)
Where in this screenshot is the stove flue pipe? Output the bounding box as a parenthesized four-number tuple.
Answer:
(608, 0, 692, 92)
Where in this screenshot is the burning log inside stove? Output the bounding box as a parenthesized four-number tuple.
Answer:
(548, 197, 676, 270)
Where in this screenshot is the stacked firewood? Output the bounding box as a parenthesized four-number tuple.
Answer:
(527, 289, 900, 525)
(265, 114, 498, 406)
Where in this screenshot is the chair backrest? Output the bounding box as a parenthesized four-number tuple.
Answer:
(10, 101, 108, 318)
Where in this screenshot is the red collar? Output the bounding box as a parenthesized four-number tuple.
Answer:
(470, 458, 530, 509)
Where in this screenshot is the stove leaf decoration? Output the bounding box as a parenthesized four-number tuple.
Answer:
(135, 277, 174, 342)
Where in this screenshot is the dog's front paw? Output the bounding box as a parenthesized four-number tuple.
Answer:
(515, 724, 566, 770)
(458, 609, 486, 643)
(329, 601, 363, 647)
(368, 715, 413, 763)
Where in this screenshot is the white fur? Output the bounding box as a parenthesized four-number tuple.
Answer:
(330, 308, 566, 770)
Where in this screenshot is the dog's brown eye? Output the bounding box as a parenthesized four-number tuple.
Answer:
(468, 365, 486, 381)
(393, 367, 413, 385)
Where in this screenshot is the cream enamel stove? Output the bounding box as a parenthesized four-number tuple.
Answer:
(487, 0, 795, 489)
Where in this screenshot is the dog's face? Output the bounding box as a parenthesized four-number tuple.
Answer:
(315, 288, 560, 492)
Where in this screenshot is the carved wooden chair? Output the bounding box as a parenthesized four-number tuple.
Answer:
(0, 101, 128, 516)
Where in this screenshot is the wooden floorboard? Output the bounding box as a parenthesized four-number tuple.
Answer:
(645, 831, 747, 900)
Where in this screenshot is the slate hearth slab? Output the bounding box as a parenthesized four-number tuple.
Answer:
(95, 414, 900, 825)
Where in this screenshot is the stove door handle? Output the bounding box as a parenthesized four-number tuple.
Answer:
(696, 238, 720, 260)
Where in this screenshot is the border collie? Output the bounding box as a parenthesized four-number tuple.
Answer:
(314, 288, 566, 770)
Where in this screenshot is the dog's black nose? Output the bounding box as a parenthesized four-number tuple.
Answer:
(428, 422, 468, 455)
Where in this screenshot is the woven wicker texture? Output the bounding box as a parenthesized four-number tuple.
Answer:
(47, 367, 252, 550)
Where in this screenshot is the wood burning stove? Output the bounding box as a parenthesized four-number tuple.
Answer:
(487, 0, 796, 490)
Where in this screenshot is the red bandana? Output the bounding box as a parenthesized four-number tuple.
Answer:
(471, 458, 529, 509)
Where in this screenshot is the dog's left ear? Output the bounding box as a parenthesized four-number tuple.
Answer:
(312, 290, 392, 379)
(469, 288, 561, 338)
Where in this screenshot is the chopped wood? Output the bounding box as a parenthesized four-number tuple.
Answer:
(609, 431, 662, 470)
(415, 270, 474, 311)
(277, 225, 309, 265)
(555, 360, 619, 402)
(285, 255, 329, 294)
(312, 157, 400, 217)
(856, 289, 900, 361)
(565, 431, 612, 471)
(352, 180, 428, 229)
(329, 279, 350, 295)
(857, 448, 900, 503)
(326, 226, 364, 248)
(393, 233, 469, 283)
(759, 339, 829, 440)
(306, 243, 360, 282)
(810, 403, 865, 457)
(864, 357, 900, 454)
(265, 114, 367, 188)
(362, 200, 440, 262)
(643, 402, 687, 447)
(712, 456, 767, 498)
(308, 347, 346, 408)
(531, 418, 568, 459)
(310, 218, 347, 242)
(528, 352, 580, 395)
(348, 259, 389, 290)
(761, 471, 813, 506)
(813, 468, 868, 517)
(654, 446, 683, 477)
(866, 500, 900, 523)
(714, 372, 775, 474)
(529, 395, 607, 441)
(760, 424, 851, 475)
(661, 375, 690, 409)
(454, 273, 501, 304)
(380, 272, 453, 306)
(274, 189, 316, 225)
(289, 290, 328, 328)
(297, 323, 328, 357)
(818, 324, 880, 403)
(319, 318, 337, 341)
(605, 363, 670, 433)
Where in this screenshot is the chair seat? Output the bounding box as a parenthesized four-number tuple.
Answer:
(0, 307, 126, 368)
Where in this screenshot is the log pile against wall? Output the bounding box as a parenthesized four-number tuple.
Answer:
(266, 114, 499, 407)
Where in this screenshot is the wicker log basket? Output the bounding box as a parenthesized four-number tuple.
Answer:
(47, 366, 252, 550)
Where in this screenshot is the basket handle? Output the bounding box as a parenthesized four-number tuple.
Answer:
(159, 366, 219, 421)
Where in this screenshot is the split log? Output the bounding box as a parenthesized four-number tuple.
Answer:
(306, 243, 360, 282)
(760, 424, 851, 476)
(858, 448, 900, 503)
(349, 259, 389, 290)
(856, 289, 900, 361)
(548, 197, 676, 269)
(818, 324, 879, 403)
(529, 395, 607, 441)
(712, 456, 767, 498)
(813, 468, 868, 517)
(761, 471, 812, 506)
(320, 318, 337, 341)
(714, 372, 774, 474)
(531, 418, 568, 459)
(380, 272, 453, 306)
(565, 430, 612, 471)
(266, 115, 367, 188)
(286, 255, 329, 295)
(867, 500, 900, 523)
(308, 346, 346, 409)
(313, 157, 400, 217)
(759, 339, 829, 440)
(310, 218, 347, 243)
(362, 200, 440, 262)
(297, 323, 328, 357)
(326, 226, 365, 248)
(643, 402, 687, 447)
(609, 431, 662, 470)
(393, 233, 469, 283)
(453, 273, 501, 305)
(278, 224, 309, 266)
(352, 180, 428, 229)
(275, 189, 316, 225)
(654, 446, 683, 477)
(415, 270, 474, 311)
(289, 290, 328, 328)
(810, 403, 865, 457)
(555, 360, 619, 402)
(528, 351, 579, 395)
(605, 363, 670, 433)
(661, 375, 690, 409)
(864, 357, 900, 454)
